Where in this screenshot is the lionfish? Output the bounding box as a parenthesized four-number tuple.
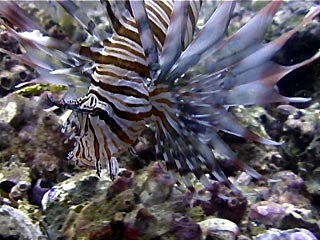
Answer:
(0, 1, 319, 192)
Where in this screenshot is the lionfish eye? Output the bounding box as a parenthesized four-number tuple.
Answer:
(79, 94, 98, 111)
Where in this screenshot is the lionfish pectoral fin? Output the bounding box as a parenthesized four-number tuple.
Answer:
(203, 0, 283, 74)
(153, 104, 234, 192)
(2, 18, 70, 59)
(0, 1, 46, 33)
(203, 129, 262, 181)
(205, 1, 320, 75)
(0, 47, 87, 89)
(57, 0, 105, 45)
(155, 118, 195, 192)
(170, 97, 270, 187)
(217, 109, 282, 148)
(168, 1, 236, 81)
(0, 2, 96, 91)
(0, 47, 52, 72)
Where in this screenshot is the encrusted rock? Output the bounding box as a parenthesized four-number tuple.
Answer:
(305, 167, 320, 201)
(0, 163, 31, 206)
(0, 205, 46, 240)
(0, 94, 25, 127)
(199, 217, 240, 240)
(254, 228, 318, 240)
(249, 201, 286, 226)
(41, 170, 112, 239)
(137, 162, 177, 206)
(281, 103, 320, 176)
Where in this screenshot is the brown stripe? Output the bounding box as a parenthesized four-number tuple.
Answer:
(154, 98, 175, 107)
(149, 19, 166, 46)
(155, 1, 172, 20)
(88, 89, 151, 121)
(95, 69, 143, 83)
(105, 1, 141, 45)
(90, 80, 148, 100)
(106, 41, 146, 60)
(105, 1, 122, 33)
(146, 5, 169, 29)
(79, 46, 102, 60)
(152, 106, 175, 130)
(79, 117, 90, 160)
(103, 38, 111, 46)
(95, 55, 150, 78)
(88, 119, 101, 162)
(95, 107, 133, 144)
(117, 25, 141, 45)
(84, 115, 89, 132)
(89, 82, 148, 108)
(150, 86, 168, 96)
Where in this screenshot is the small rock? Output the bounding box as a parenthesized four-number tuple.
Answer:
(198, 217, 240, 240)
(249, 201, 286, 226)
(0, 205, 46, 240)
(254, 228, 318, 240)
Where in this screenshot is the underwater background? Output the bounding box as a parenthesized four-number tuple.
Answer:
(0, 1, 320, 239)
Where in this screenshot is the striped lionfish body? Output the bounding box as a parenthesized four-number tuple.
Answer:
(62, 0, 202, 177)
(0, 1, 319, 191)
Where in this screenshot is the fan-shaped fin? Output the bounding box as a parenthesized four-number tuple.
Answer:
(204, 0, 283, 73)
(168, 1, 235, 81)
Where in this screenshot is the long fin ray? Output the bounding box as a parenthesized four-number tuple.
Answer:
(157, 1, 189, 82)
(0, 2, 46, 33)
(130, 1, 159, 79)
(57, 0, 105, 45)
(204, 0, 283, 73)
(168, 1, 235, 81)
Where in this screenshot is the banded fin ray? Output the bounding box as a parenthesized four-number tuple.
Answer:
(157, 1, 190, 82)
(154, 1, 320, 185)
(0, 1, 97, 90)
(0, 1, 46, 33)
(182, 5, 320, 107)
(153, 106, 231, 192)
(130, 0, 159, 79)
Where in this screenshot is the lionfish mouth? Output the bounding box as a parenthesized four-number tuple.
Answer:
(0, 0, 319, 192)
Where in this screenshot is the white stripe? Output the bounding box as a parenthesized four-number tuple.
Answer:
(93, 70, 149, 95)
(101, 46, 147, 65)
